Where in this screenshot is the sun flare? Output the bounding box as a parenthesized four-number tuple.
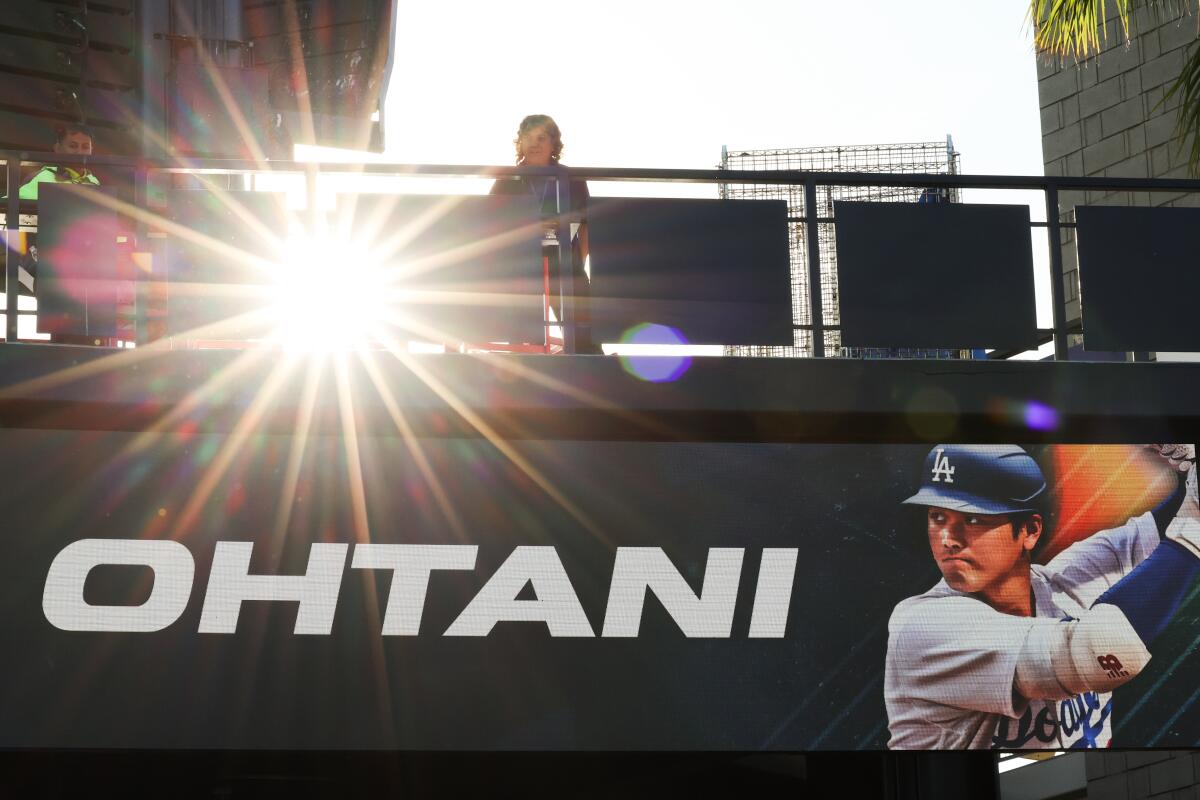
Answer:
(268, 226, 392, 351)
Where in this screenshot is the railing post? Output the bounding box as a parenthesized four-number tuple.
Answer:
(804, 175, 825, 358)
(304, 164, 320, 228)
(1044, 180, 1070, 361)
(556, 166, 576, 354)
(5, 157, 19, 343)
(133, 163, 149, 346)
(303, 164, 323, 342)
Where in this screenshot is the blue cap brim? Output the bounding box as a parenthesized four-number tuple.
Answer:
(901, 487, 1038, 516)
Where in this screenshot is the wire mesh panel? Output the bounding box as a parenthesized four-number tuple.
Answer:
(719, 140, 964, 358)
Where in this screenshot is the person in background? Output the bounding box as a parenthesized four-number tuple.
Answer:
(6, 124, 101, 299)
(490, 114, 598, 354)
(18, 123, 100, 201)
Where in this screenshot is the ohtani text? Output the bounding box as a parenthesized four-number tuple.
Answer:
(42, 540, 799, 638)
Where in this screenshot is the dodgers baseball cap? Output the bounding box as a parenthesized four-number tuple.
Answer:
(901, 444, 1047, 515)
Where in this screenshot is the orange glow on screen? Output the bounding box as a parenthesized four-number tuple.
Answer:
(1039, 444, 1178, 562)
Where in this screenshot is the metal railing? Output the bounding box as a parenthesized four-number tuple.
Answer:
(6, 150, 1200, 358)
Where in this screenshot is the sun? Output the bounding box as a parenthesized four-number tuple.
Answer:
(267, 224, 392, 351)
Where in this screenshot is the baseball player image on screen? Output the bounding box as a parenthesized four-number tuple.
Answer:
(884, 443, 1200, 750)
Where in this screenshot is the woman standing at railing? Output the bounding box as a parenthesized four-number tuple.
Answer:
(489, 114, 597, 353)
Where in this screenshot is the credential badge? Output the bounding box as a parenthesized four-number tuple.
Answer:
(931, 448, 955, 483)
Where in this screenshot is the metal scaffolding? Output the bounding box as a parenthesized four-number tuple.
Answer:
(719, 138, 964, 358)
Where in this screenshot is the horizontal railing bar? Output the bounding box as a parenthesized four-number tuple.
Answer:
(788, 323, 1065, 335)
(4, 150, 1200, 193)
(786, 217, 1072, 230)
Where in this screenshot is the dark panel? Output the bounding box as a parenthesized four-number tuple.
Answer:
(0, 108, 65, 150)
(2, 349, 1200, 443)
(35, 184, 124, 336)
(243, 0, 387, 35)
(85, 121, 138, 156)
(0, 4, 85, 46)
(250, 20, 375, 64)
(0, 4, 131, 51)
(0, 751, 813, 798)
(586, 197, 793, 345)
(1077, 205, 1200, 352)
(166, 192, 546, 344)
(0, 18, 136, 85)
(168, 62, 273, 159)
(39, 0, 135, 11)
(82, 7, 134, 51)
(0, 73, 135, 127)
(265, 47, 386, 118)
(0, 4, 140, 155)
(273, 108, 377, 153)
(0, 31, 81, 80)
(834, 201, 1038, 350)
(91, 0, 135, 10)
(82, 48, 137, 89)
(0, 113, 141, 156)
(0, 72, 83, 117)
(339, 194, 548, 344)
(165, 191, 295, 338)
(81, 84, 138, 127)
(244, 0, 394, 150)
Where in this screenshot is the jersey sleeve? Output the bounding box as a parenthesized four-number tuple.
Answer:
(886, 593, 1035, 718)
(887, 587, 1152, 717)
(1044, 511, 1161, 608)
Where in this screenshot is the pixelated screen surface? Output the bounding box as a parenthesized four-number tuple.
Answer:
(2, 433, 1197, 752)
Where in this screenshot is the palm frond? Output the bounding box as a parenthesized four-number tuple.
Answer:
(1162, 43, 1200, 174)
(1029, 0, 1134, 60)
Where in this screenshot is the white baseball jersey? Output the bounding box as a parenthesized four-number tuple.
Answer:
(885, 511, 1160, 749)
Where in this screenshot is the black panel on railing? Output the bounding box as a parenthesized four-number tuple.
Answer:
(834, 201, 1038, 351)
(166, 190, 548, 344)
(35, 184, 124, 338)
(166, 190, 294, 338)
(338, 194, 548, 345)
(1076, 206, 1200, 353)
(587, 197, 793, 346)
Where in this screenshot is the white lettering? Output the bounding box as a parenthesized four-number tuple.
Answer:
(351, 544, 478, 635)
(198, 542, 348, 635)
(602, 547, 743, 638)
(40, 541, 788, 640)
(444, 546, 593, 637)
(42, 539, 194, 632)
(748, 548, 798, 638)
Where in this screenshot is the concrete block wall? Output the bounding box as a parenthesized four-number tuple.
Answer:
(1085, 751, 1200, 800)
(1036, 8, 1199, 323)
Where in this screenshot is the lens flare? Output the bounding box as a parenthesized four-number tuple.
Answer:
(617, 323, 693, 383)
(1023, 401, 1060, 432)
(984, 397, 1061, 432)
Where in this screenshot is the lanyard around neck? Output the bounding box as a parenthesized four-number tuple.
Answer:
(528, 176, 553, 209)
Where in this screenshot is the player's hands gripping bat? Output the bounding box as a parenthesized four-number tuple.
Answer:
(1150, 444, 1200, 559)
(1148, 443, 1196, 473)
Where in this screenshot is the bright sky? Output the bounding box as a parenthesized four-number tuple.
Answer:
(383, 1, 1045, 182)
(293, 2, 1058, 353)
(372, 0, 1055, 343)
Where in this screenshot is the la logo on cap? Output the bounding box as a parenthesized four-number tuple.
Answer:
(931, 448, 956, 484)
